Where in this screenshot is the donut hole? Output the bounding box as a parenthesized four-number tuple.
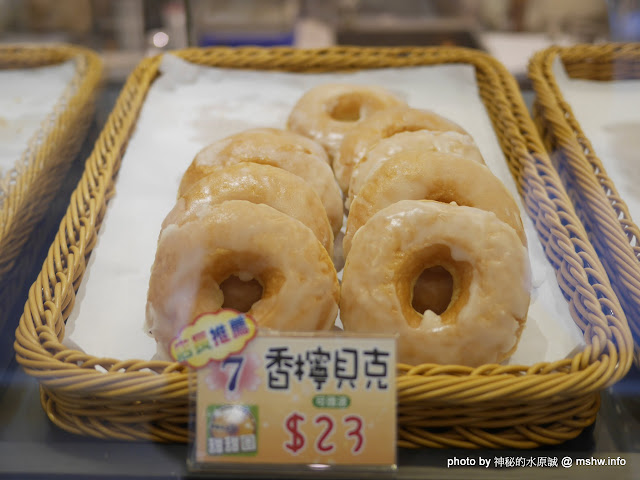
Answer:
(328, 95, 364, 122)
(398, 244, 472, 327)
(220, 274, 264, 313)
(412, 266, 454, 315)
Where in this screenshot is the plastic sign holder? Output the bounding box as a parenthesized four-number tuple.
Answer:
(172, 309, 397, 477)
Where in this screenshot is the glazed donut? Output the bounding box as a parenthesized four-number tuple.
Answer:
(343, 151, 526, 257)
(167, 163, 334, 256)
(333, 106, 468, 192)
(146, 200, 340, 359)
(340, 200, 531, 366)
(179, 128, 343, 236)
(346, 130, 484, 210)
(286, 83, 406, 162)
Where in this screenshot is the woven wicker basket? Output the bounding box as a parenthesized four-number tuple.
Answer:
(0, 45, 102, 280)
(14, 46, 633, 450)
(529, 43, 640, 359)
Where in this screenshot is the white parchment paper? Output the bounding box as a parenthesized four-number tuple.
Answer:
(552, 57, 640, 229)
(63, 54, 586, 364)
(0, 59, 76, 175)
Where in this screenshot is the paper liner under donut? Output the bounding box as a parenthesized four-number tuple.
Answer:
(340, 200, 531, 367)
(343, 150, 527, 257)
(333, 106, 468, 192)
(347, 130, 485, 210)
(178, 128, 343, 236)
(146, 200, 340, 359)
(286, 83, 406, 162)
(167, 163, 334, 257)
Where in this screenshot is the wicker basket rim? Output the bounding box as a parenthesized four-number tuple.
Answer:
(0, 43, 103, 276)
(528, 42, 640, 352)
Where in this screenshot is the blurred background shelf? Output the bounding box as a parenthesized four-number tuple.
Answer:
(0, 0, 626, 85)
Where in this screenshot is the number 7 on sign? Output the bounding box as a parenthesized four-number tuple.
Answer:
(221, 356, 244, 392)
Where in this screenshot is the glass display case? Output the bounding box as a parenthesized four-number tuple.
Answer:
(1, 1, 639, 479)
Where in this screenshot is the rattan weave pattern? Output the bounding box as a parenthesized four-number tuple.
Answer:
(0, 45, 102, 278)
(529, 44, 640, 355)
(14, 46, 633, 449)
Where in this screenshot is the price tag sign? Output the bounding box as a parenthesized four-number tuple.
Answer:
(176, 311, 396, 467)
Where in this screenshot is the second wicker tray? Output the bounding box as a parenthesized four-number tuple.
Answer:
(529, 43, 640, 357)
(0, 44, 102, 279)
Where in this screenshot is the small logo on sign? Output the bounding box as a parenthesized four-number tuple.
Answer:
(207, 404, 258, 456)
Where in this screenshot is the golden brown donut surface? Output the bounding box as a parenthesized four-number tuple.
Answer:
(146, 200, 340, 359)
(179, 128, 343, 236)
(343, 150, 527, 257)
(334, 106, 468, 192)
(347, 130, 484, 210)
(340, 200, 531, 367)
(286, 83, 406, 162)
(167, 163, 334, 256)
